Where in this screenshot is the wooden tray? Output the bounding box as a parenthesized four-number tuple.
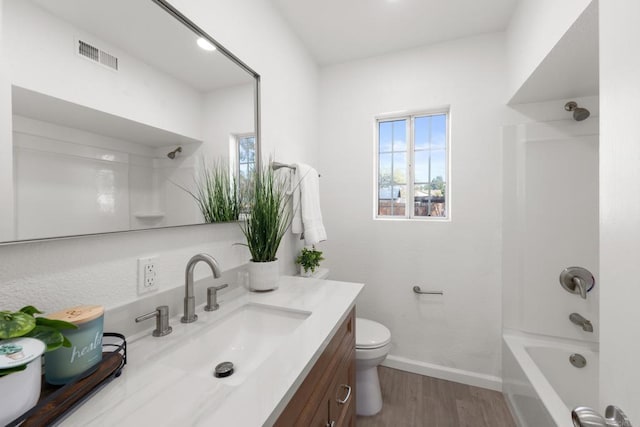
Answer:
(8, 333, 127, 427)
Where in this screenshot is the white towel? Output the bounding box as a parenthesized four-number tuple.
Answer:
(291, 163, 327, 245)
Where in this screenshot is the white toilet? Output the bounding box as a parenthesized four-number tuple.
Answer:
(307, 269, 392, 416)
(355, 318, 391, 416)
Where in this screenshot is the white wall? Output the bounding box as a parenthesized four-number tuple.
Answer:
(599, 0, 640, 420)
(3, 0, 203, 140)
(506, 0, 592, 101)
(201, 83, 254, 159)
(0, 0, 318, 314)
(318, 33, 507, 383)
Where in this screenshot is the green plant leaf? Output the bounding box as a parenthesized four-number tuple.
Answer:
(24, 325, 65, 352)
(0, 311, 36, 339)
(19, 306, 44, 316)
(239, 164, 293, 262)
(0, 364, 27, 377)
(176, 158, 243, 223)
(35, 317, 78, 331)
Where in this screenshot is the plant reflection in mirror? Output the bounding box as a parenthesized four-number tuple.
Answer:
(179, 158, 243, 223)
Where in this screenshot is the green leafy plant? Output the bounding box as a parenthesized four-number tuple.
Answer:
(239, 166, 292, 262)
(295, 246, 325, 274)
(0, 306, 77, 376)
(181, 159, 242, 223)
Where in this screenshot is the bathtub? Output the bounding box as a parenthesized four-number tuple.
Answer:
(502, 332, 599, 427)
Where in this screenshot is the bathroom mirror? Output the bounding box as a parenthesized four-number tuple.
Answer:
(0, 0, 260, 243)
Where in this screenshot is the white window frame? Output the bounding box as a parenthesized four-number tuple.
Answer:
(373, 108, 450, 221)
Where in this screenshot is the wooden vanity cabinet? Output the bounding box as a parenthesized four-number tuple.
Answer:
(274, 308, 356, 427)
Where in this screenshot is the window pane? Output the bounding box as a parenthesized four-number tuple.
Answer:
(414, 184, 429, 217)
(392, 120, 406, 151)
(379, 153, 392, 185)
(431, 114, 447, 149)
(393, 152, 406, 184)
(239, 164, 249, 180)
(392, 185, 406, 216)
(415, 116, 429, 150)
(378, 186, 392, 216)
(379, 121, 392, 152)
(414, 184, 446, 217)
(430, 150, 446, 181)
(414, 151, 429, 183)
(240, 137, 255, 151)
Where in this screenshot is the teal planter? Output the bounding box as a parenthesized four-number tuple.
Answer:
(44, 306, 104, 385)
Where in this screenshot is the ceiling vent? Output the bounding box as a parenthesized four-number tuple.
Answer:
(77, 39, 119, 71)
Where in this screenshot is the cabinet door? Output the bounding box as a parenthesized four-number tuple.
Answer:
(309, 399, 330, 427)
(329, 349, 356, 427)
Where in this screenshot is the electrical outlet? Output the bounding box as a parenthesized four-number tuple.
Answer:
(137, 256, 158, 295)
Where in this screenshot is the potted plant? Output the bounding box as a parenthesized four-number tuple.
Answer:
(296, 246, 325, 277)
(181, 158, 243, 223)
(0, 306, 77, 424)
(239, 166, 292, 291)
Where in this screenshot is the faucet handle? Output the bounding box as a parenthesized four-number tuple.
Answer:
(135, 305, 172, 337)
(205, 284, 229, 312)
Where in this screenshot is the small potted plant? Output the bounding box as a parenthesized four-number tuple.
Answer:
(239, 165, 292, 291)
(0, 306, 77, 424)
(296, 246, 325, 277)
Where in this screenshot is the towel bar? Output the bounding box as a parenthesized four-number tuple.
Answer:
(412, 286, 443, 295)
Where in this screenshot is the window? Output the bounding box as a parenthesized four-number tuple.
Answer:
(234, 133, 256, 192)
(376, 111, 448, 219)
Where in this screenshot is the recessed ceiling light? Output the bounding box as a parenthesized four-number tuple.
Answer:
(197, 37, 216, 52)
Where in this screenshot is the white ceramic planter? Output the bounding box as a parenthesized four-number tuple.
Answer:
(0, 338, 45, 425)
(248, 259, 279, 291)
(300, 266, 313, 277)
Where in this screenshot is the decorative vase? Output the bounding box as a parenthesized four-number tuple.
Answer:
(300, 266, 313, 277)
(0, 338, 46, 425)
(248, 259, 279, 291)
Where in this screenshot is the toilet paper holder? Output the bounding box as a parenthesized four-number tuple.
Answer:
(412, 286, 444, 295)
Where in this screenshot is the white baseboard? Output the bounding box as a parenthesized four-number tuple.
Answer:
(381, 355, 503, 392)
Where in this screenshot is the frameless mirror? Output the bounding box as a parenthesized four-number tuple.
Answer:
(0, 0, 260, 243)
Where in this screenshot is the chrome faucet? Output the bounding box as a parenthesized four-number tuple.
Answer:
(570, 313, 594, 332)
(181, 253, 222, 323)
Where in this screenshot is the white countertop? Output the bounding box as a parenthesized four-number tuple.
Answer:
(60, 276, 363, 426)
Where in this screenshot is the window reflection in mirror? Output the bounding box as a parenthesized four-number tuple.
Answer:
(0, 0, 259, 243)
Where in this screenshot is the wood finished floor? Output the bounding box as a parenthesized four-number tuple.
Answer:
(356, 367, 516, 427)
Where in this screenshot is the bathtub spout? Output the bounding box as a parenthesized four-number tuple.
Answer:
(570, 313, 594, 332)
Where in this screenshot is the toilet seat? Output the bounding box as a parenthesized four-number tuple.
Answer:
(356, 318, 391, 349)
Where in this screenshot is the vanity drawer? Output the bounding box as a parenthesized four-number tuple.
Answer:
(274, 308, 355, 427)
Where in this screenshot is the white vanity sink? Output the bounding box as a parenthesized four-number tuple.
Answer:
(161, 303, 310, 386)
(61, 277, 363, 426)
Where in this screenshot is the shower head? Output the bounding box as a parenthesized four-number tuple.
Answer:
(564, 101, 590, 121)
(167, 146, 182, 159)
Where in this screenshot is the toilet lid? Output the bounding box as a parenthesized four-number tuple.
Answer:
(356, 318, 391, 349)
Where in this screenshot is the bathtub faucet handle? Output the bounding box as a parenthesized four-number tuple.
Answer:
(571, 405, 633, 427)
(560, 267, 595, 300)
(573, 277, 587, 299)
